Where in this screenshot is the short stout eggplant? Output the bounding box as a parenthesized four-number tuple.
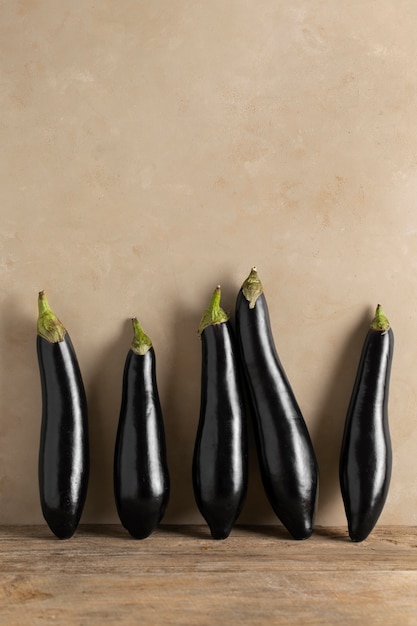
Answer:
(114, 318, 170, 539)
(235, 268, 318, 539)
(339, 305, 393, 542)
(37, 291, 89, 539)
(193, 286, 248, 539)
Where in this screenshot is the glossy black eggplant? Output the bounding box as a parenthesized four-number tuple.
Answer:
(114, 318, 170, 539)
(37, 291, 89, 540)
(339, 305, 393, 542)
(193, 286, 248, 539)
(235, 268, 318, 540)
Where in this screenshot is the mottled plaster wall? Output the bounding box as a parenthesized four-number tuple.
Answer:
(1, 1, 416, 526)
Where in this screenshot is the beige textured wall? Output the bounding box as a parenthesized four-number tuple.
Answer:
(1, 1, 416, 527)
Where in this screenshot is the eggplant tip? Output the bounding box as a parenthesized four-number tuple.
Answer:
(209, 527, 231, 540)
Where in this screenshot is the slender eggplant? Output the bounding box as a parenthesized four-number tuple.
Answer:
(114, 318, 170, 539)
(339, 305, 393, 542)
(193, 286, 248, 540)
(37, 291, 89, 539)
(235, 268, 318, 539)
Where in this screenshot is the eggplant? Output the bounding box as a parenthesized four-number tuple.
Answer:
(37, 291, 89, 539)
(193, 286, 248, 539)
(339, 305, 393, 542)
(235, 268, 318, 539)
(114, 318, 170, 539)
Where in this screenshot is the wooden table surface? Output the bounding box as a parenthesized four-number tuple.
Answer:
(0, 525, 416, 625)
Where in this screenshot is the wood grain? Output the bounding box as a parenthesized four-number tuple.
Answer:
(0, 525, 416, 625)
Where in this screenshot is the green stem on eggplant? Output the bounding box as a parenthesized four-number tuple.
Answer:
(37, 291, 66, 343)
(241, 267, 263, 309)
(131, 318, 152, 355)
(198, 286, 229, 334)
(370, 305, 390, 332)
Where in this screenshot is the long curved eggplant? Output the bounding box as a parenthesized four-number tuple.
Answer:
(37, 291, 89, 539)
(235, 268, 318, 539)
(193, 286, 248, 539)
(339, 305, 393, 542)
(114, 318, 170, 539)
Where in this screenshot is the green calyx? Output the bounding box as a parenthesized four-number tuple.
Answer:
(370, 304, 390, 331)
(37, 291, 66, 343)
(131, 317, 152, 355)
(198, 286, 229, 334)
(241, 267, 263, 309)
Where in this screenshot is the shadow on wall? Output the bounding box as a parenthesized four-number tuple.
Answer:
(83, 319, 133, 523)
(161, 303, 201, 522)
(310, 307, 372, 523)
(0, 300, 39, 524)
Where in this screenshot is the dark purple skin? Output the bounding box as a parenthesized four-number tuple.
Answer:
(340, 326, 393, 542)
(37, 334, 89, 540)
(114, 347, 170, 539)
(235, 290, 318, 540)
(193, 322, 248, 540)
